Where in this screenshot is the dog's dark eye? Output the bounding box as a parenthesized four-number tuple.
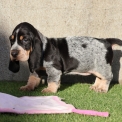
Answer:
(23, 39, 28, 44)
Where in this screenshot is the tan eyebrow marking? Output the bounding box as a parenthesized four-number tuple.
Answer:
(20, 36, 23, 40)
(11, 35, 14, 39)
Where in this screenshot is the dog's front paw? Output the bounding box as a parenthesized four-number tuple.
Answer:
(41, 82, 59, 93)
(20, 85, 34, 91)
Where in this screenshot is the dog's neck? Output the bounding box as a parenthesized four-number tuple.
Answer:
(37, 30, 47, 51)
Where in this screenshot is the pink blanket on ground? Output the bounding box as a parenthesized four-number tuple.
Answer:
(0, 92, 109, 117)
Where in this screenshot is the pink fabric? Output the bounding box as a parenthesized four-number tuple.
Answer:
(0, 92, 109, 117)
(72, 109, 109, 117)
(0, 92, 74, 114)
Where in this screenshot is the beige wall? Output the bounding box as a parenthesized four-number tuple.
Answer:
(0, 0, 122, 83)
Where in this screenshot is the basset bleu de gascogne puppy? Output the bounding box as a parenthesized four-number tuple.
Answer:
(9, 22, 122, 93)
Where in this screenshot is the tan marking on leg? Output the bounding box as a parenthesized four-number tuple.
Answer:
(41, 82, 60, 93)
(89, 71, 105, 79)
(36, 66, 46, 71)
(90, 77, 109, 93)
(89, 71, 109, 93)
(20, 75, 41, 91)
(39, 66, 46, 71)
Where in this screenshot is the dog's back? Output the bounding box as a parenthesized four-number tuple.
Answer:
(61, 37, 112, 73)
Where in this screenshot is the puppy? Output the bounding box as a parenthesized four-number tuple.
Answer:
(9, 22, 122, 93)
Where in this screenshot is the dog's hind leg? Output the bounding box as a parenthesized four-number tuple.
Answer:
(89, 70, 112, 93)
(90, 77, 110, 93)
(20, 72, 41, 91)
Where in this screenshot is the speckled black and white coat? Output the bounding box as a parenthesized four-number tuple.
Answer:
(9, 22, 122, 93)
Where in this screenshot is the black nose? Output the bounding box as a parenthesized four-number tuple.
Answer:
(11, 50, 19, 57)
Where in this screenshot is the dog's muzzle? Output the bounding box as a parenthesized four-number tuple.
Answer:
(11, 50, 19, 58)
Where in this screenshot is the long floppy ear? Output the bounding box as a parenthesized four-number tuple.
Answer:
(28, 32, 44, 73)
(9, 60, 20, 73)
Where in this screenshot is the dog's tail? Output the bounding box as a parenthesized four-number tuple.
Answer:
(106, 38, 122, 47)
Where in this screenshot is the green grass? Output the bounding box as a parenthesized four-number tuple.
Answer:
(0, 81, 122, 122)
